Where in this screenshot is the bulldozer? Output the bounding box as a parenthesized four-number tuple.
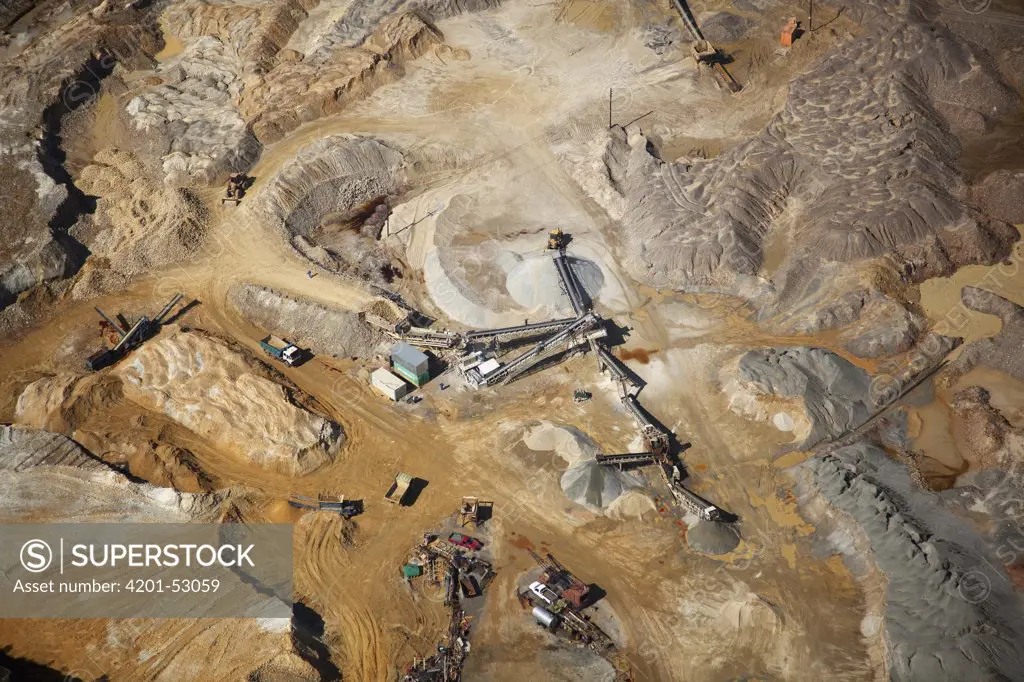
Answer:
(547, 228, 567, 251)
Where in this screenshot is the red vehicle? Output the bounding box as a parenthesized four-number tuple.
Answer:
(447, 533, 483, 551)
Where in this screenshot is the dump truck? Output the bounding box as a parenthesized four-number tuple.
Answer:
(384, 472, 414, 505)
(260, 335, 302, 366)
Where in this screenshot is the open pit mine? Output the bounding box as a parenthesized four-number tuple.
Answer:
(1, 0, 1024, 680)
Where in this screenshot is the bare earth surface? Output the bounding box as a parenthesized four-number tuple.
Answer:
(2, 0, 1024, 681)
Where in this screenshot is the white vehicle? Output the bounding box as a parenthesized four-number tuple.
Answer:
(528, 581, 559, 605)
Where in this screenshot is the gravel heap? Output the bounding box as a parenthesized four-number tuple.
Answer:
(229, 282, 385, 360)
(71, 147, 208, 297)
(561, 460, 646, 513)
(687, 520, 741, 555)
(735, 347, 874, 446)
(577, 0, 1019, 335)
(806, 442, 1024, 681)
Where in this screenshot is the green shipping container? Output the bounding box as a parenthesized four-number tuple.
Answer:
(392, 342, 430, 387)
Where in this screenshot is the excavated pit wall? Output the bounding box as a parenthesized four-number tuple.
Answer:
(257, 134, 405, 281)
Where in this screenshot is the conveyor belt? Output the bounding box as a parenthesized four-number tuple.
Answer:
(155, 293, 184, 324)
(672, 483, 721, 521)
(553, 252, 588, 315)
(402, 328, 461, 349)
(621, 395, 660, 433)
(465, 317, 576, 341)
(670, 0, 741, 92)
(595, 344, 643, 389)
(595, 453, 657, 468)
(480, 313, 599, 386)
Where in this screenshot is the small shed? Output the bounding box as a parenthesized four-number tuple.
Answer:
(371, 368, 409, 401)
(402, 564, 423, 578)
(392, 342, 430, 386)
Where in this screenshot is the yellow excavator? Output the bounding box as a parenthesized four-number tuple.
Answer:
(547, 228, 567, 251)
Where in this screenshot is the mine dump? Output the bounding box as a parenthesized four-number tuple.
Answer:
(2, 0, 1024, 680)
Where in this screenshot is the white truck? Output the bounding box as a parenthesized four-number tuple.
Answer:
(259, 335, 302, 367)
(528, 581, 560, 606)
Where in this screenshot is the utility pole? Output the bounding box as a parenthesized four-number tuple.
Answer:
(808, 0, 813, 31)
(608, 88, 612, 128)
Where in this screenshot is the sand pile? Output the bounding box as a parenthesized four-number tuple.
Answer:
(0, 425, 222, 522)
(71, 146, 208, 296)
(257, 135, 405, 281)
(561, 460, 646, 513)
(833, 293, 924, 359)
(115, 328, 343, 476)
(229, 282, 384, 360)
(727, 348, 873, 446)
(806, 442, 1024, 681)
(972, 170, 1024, 225)
(505, 253, 604, 313)
(0, 424, 105, 472)
(522, 422, 647, 513)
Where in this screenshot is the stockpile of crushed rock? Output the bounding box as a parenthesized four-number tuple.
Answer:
(71, 147, 208, 298)
(805, 442, 1024, 681)
(570, 0, 1019, 343)
(229, 282, 385, 360)
(687, 520, 741, 555)
(522, 422, 649, 514)
(126, 35, 259, 185)
(728, 347, 874, 447)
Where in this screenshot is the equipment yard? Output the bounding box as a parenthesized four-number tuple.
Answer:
(2, 0, 1024, 680)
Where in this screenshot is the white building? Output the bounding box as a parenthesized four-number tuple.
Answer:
(371, 368, 409, 401)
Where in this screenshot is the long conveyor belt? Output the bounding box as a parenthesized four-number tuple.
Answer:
(595, 452, 658, 468)
(464, 317, 576, 341)
(480, 313, 599, 386)
(595, 343, 643, 389)
(552, 251, 589, 315)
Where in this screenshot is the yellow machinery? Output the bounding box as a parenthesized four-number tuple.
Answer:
(547, 228, 566, 250)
